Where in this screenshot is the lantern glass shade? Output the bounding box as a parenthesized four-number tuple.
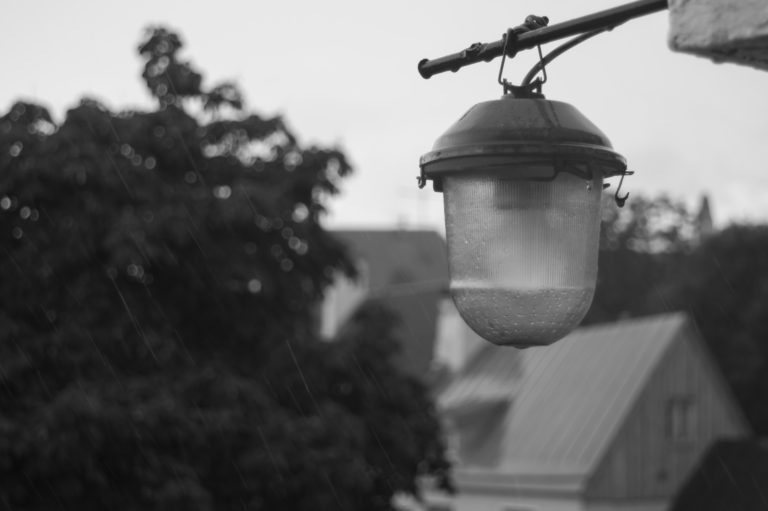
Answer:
(443, 168, 603, 347)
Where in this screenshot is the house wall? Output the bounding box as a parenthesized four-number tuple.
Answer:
(585, 324, 748, 501)
(669, 0, 768, 71)
(422, 489, 584, 511)
(433, 297, 486, 372)
(585, 500, 667, 511)
(319, 264, 369, 338)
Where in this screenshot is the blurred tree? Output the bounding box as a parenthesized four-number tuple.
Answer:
(667, 225, 768, 434)
(669, 439, 768, 511)
(599, 193, 697, 253)
(0, 27, 451, 509)
(584, 193, 694, 325)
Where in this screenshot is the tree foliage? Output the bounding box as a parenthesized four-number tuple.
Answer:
(585, 194, 694, 325)
(0, 27, 450, 509)
(599, 193, 697, 253)
(666, 225, 768, 433)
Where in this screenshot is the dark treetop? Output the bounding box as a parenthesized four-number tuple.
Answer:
(0, 27, 451, 510)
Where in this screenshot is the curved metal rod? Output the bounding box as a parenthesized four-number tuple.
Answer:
(521, 28, 609, 87)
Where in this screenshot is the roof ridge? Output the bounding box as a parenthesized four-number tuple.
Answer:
(462, 311, 688, 369)
(571, 311, 687, 332)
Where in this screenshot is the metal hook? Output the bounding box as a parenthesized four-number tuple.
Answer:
(498, 16, 549, 95)
(497, 28, 515, 92)
(536, 44, 547, 85)
(614, 171, 633, 208)
(417, 170, 427, 189)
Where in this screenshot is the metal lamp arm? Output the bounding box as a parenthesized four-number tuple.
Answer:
(417, 0, 668, 79)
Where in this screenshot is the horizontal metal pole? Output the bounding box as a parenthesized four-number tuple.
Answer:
(418, 0, 668, 79)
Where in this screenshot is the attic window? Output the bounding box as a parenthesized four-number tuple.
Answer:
(667, 396, 696, 441)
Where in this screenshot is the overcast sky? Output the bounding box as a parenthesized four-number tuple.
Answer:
(3, 0, 768, 231)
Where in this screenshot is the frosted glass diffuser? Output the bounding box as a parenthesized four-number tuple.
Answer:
(443, 171, 602, 346)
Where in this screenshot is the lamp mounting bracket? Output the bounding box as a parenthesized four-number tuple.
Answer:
(498, 20, 549, 98)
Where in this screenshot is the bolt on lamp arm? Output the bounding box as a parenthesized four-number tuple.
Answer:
(417, 0, 668, 79)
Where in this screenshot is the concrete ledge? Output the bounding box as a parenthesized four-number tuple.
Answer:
(669, 0, 768, 71)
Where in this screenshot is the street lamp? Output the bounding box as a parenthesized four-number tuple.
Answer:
(418, 0, 667, 347)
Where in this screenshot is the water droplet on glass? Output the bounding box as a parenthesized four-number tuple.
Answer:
(12, 227, 23, 239)
(1, 196, 11, 210)
(19, 206, 30, 219)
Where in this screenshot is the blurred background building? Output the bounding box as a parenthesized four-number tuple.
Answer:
(322, 226, 753, 511)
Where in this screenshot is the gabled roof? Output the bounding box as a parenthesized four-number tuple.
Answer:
(332, 229, 448, 295)
(331, 230, 448, 377)
(439, 312, 689, 480)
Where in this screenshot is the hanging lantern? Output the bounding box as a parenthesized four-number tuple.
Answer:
(419, 94, 627, 347)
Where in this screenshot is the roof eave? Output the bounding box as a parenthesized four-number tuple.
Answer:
(452, 467, 587, 497)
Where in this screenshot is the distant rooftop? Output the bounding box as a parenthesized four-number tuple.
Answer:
(330, 229, 449, 377)
(440, 313, 690, 477)
(332, 229, 448, 296)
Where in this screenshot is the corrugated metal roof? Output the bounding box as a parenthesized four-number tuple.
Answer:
(439, 312, 688, 479)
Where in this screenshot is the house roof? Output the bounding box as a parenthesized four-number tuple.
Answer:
(332, 229, 448, 295)
(331, 230, 449, 377)
(439, 312, 689, 479)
